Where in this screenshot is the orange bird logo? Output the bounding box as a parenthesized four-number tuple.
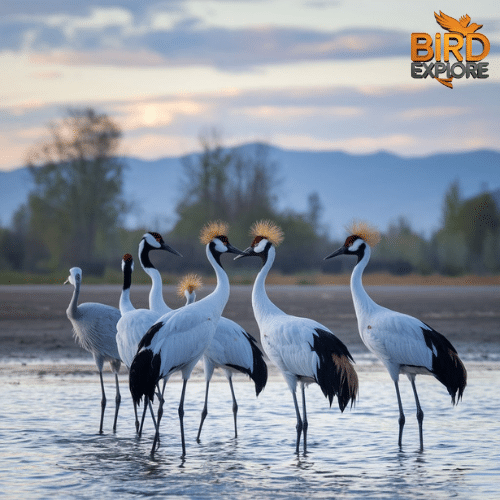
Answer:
(432, 12, 484, 89)
(434, 11, 483, 36)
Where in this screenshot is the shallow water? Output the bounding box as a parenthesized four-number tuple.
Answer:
(1, 366, 499, 499)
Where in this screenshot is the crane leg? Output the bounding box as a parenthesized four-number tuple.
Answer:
(408, 375, 424, 451)
(151, 386, 166, 454)
(99, 371, 106, 435)
(292, 390, 303, 454)
(394, 380, 405, 448)
(151, 402, 163, 454)
(150, 380, 167, 451)
(134, 402, 140, 434)
(139, 396, 154, 438)
(178, 379, 188, 458)
(113, 373, 121, 433)
(301, 383, 308, 454)
(196, 380, 210, 443)
(146, 398, 158, 439)
(228, 377, 238, 439)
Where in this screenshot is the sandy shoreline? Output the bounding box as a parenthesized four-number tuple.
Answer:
(1, 284, 499, 376)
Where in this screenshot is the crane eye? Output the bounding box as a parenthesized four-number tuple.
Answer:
(251, 236, 264, 247)
(345, 235, 358, 247)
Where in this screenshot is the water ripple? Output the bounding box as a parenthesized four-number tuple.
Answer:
(0, 369, 499, 499)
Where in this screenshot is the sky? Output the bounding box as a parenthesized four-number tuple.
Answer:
(0, 0, 499, 172)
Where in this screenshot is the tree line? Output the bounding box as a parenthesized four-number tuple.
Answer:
(0, 109, 499, 278)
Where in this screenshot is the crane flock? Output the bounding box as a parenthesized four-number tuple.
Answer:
(64, 219, 467, 457)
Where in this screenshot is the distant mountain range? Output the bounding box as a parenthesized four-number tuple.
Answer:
(1, 145, 499, 239)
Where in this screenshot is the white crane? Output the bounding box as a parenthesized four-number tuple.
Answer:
(129, 221, 244, 456)
(235, 220, 358, 454)
(65, 267, 122, 434)
(117, 232, 182, 368)
(118, 253, 159, 435)
(324, 221, 467, 450)
(116, 233, 181, 433)
(176, 273, 268, 442)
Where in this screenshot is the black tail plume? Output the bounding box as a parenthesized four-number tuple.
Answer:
(421, 325, 467, 404)
(245, 332, 268, 396)
(129, 349, 161, 406)
(312, 328, 358, 412)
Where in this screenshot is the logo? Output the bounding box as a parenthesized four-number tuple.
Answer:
(411, 11, 490, 88)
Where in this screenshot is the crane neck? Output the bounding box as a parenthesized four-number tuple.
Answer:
(139, 241, 170, 314)
(199, 243, 231, 318)
(67, 279, 81, 319)
(145, 267, 170, 313)
(252, 245, 283, 324)
(350, 243, 379, 318)
(120, 265, 134, 314)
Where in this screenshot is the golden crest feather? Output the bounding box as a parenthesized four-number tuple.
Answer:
(346, 220, 380, 247)
(177, 273, 203, 298)
(250, 220, 284, 246)
(199, 220, 229, 245)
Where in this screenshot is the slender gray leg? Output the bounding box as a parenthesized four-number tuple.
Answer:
(99, 371, 106, 434)
(196, 380, 210, 443)
(178, 379, 188, 457)
(147, 398, 158, 436)
(408, 375, 424, 451)
(153, 381, 166, 445)
(151, 392, 165, 454)
(292, 390, 303, 454)
(228, 377, 238, 439)
(139, 396, 152, 438)
(394, 380, 405, 448)
(301, 383, 308, 454)
(150, 380, 167, 451)
(113, 373, 121, 433)
(133, 402, 140, 434)
(157, 380, 166, 402)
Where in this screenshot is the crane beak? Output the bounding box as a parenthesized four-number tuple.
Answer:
(161, 243, 183, 257)
(234, 247, 255, 260)
(226, 243, 245, 256)
(324, 246, 346, 260)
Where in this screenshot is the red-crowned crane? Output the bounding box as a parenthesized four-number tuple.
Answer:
(65, 267, 122, 434)
(129, 221, 244, 456)
(324, 221, 467, 450)
(116, 233, 181, 434)
(235, 220, 358, 454)
(176, 273, 267, 442)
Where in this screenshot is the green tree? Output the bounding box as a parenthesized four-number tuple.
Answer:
(458, 192, 499, 257)
(172, 132, 279, 243)
(373, 217, 431, 274)
(168, 132, 328, 275)
(434, 181, 500, 274)
(433, 229, 468, 275)
(482, 229, 500, 272)
(26, 108, 128, 272)
(442, 179, 462, 232)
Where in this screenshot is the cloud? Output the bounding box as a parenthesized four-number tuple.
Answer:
(1, 73, 500, 171)
(2, 1, 498, 72)
(237, 104, 364, 120)
(398, 106, 472, 120)
(0, 5, 411, 69)
(29, 48, 167, 67)
(0, 124, 51, 170)
(112, 98, 209, 130)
